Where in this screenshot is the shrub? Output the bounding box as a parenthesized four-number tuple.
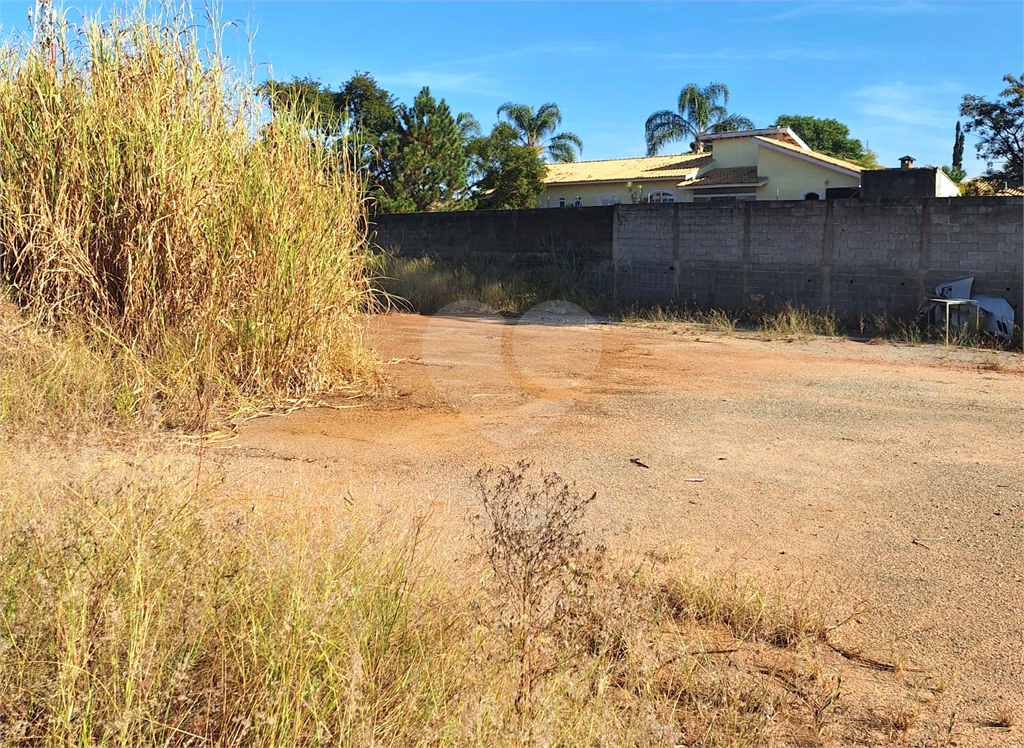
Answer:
(473, 461, 601, 734)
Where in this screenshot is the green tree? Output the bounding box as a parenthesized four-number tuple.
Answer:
(337, 71, 399, 140)
(645, 82, 754, 156)
(952, 120, 965, 171)
(772, 114, 878, 167)
(259, 77, 341, 134)
(335, 72, 400, 196)
(960, 73, 1023, 185)
(942, 165, 967, 184)
(468, 122, 547, 209)
(379, 87, 472, 213)
(495, 102, 583, 162)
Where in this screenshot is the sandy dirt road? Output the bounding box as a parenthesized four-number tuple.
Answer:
(218, 312, 1022, 745)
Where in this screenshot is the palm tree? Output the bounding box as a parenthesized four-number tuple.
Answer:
(645, 83, 754, 156)
(496, 102, 583, 162)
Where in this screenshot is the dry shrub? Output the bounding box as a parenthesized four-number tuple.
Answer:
(0, 3, 378, 430)
(473, 460, 602, 734)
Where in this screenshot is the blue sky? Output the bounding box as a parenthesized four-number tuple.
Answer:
(2, 1, 1021, 176)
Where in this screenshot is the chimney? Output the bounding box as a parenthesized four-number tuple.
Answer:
(899, 155, 915, 170)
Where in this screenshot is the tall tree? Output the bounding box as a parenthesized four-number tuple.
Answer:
(645, 82, 754, 156)
(952, 120, 965, 171)
(467, 122, 547, 210)
(337, 71, 399, 140)
(495, 102, 583, 162)
(379, 87, 472, 213)
(335, 72, 400, 193)
(960, 74, 1023, 184)
(772, 114, 878, 167)
(942, 121, 968, 184)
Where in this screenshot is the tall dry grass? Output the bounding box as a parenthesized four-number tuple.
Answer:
(0, 3, 377, 430)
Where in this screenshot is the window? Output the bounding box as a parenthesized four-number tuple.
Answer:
(648, 191, 675, 204)
(803, 191, 821, 200)
(558, 197, 566, 208)
(573, 197, 583, 208)
(598, 192, 619, 206)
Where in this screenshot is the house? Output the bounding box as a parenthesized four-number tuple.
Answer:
(540, 127, 864, 206)
(860, 156, 962, 199)
(961, 176, 1023, 197)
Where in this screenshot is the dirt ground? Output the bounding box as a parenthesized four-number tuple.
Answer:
(212, 312, 1021, 746)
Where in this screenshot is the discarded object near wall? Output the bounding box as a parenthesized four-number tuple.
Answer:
(932, 276, 1015, 340)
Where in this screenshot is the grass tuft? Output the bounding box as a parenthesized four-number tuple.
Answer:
(755, 302, 840, 340)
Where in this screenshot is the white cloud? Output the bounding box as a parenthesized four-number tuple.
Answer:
(854, 81, 962, 128)
(375, 43, 601, 98)
(847, 81, 997, 173)
(766, 1, 948, 22)
(652, 44, 877, 66)
(378, 69, 493, 94)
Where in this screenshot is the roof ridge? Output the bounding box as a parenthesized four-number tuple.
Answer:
(546, 152, 706, 167)
(753, 136, 863, 172)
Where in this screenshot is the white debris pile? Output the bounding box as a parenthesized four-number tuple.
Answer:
(933, 276, 1015, 340)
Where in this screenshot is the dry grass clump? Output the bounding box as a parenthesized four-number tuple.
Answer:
(988, 706, 1016, 728)
(619, 304, 738, 333)
(663, 573, 828, 649)
(0, 3, 377, 431)
(861, 312, 924, 346)
(621, 301, 840, 339)
(755, 302, 840, 340)
(863, 312, 1024, 351)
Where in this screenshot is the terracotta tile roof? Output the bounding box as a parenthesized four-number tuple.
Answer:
(545, 153, 711, 185)
(965, 177, 1024, 196)
(677, 166, 765, 189)
(752, 136, 865, 173)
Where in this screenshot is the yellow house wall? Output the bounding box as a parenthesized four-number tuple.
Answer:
(704, 138, 759, 168)
(754, 146, 860, 200)
(539, 179, 691, 208)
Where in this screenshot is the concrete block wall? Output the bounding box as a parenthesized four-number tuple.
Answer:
(612, 197, 1022, 317)
(929, 199, 1022, 308)
(371, 197, 1023, 319)
(371, 206, 616, 296)
(371, 206, 613, 264)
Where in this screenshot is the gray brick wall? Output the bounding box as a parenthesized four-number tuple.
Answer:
(371, 197, 1023, 318)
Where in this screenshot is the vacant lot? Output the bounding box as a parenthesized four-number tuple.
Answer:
(215, 313, 1022, 746)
